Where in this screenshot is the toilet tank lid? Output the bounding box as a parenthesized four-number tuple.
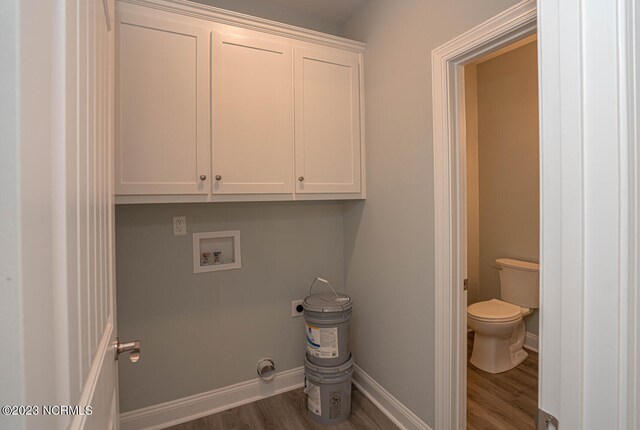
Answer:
(496, 258, 539, 272)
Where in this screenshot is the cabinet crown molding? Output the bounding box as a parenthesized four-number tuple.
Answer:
(117, 0, 366, 52)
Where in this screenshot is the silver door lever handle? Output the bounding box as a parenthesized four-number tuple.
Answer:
(115, 337, 141, 363)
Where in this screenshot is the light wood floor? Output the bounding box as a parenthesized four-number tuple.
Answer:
(467, 332, 538, 430)
(164, 386, 399, 430)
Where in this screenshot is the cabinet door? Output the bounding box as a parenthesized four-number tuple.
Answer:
(294, 48, 362, 194)
(115, 12, 210, 195)
(212, 33, 293, 194)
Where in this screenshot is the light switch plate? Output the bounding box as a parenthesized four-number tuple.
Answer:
(173, 216, 187, 236)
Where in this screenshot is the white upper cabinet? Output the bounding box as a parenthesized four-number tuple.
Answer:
(212, 33, 293, 194)
(294, 48, 362, 194)
(114, 1, 365, 203)
(115, 13, 210, 195)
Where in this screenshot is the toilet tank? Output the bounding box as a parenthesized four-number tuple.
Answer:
(497, 258, 540, 309)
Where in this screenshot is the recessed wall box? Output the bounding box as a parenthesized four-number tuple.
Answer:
(193, 230, 241, 273)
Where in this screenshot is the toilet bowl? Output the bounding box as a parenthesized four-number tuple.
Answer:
(467, 258, 539, 374)
(467, 299, 531, 373)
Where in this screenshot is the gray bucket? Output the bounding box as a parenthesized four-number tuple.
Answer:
(303, 277, 353, 367)
(304, 354, 354, 425)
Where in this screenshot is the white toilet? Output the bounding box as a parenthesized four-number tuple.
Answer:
(467, 258, 539, 374)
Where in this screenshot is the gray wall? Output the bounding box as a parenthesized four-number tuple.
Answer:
(341, 0, 519, 426)
(116, 202, 345, 412)
(475, 42, 540, 332)
(189, 0, 343, 35)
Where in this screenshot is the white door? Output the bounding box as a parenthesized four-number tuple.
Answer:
(538, 0, 638, 429)
(294, 48, 362, 194)
(4, 0, 126, 428)
(115, 11, 211, 195)
(212, 32, 293, 194)
(72, 0, 121, 428)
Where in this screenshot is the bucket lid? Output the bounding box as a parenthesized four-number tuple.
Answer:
(305, 354, 354, 374)
(303, 293, 353, 313)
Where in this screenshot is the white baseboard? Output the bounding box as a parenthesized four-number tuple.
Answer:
(120, 363, 433, 430)
(524, 331, 539, 353)
(352, 364, 432, 430)
(119, 366, 304, 430)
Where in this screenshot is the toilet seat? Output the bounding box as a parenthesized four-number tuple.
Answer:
(467, 299, 523, 322)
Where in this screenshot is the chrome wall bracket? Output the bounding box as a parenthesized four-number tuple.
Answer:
(115, 337, 141, 363)
(537, 409, 559, 430)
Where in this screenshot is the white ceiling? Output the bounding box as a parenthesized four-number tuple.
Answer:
(253, 0, 369, 24)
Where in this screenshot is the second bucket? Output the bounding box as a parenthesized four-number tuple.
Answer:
(303, 277, 353, 367)
(304, 354, 354, 425)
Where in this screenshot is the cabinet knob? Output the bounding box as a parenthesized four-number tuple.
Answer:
(298, 176, 304, 182)
(215, 175, 222, 181)
(200, 175, 207, 181)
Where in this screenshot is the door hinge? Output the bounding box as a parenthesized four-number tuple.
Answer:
(537, 409, 558, 430)
(463, 279, 468, 291)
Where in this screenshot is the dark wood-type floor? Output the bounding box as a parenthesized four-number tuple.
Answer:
(164, 335, 536, 430)
(467, 332, 538, 430)
(164, 386, 399, 430)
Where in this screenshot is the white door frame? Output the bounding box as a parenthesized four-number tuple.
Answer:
(431, 2, 536, 428)
(629, 2, 640, 426)
(433, 0, 639, 429)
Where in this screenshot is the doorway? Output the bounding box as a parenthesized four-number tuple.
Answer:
(464, 36, 539, 429)
(431, 1, 538, 429)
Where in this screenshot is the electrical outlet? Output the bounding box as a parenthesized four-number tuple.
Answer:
(291, 300, 304, 318)
(173, 216, 187, 236)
